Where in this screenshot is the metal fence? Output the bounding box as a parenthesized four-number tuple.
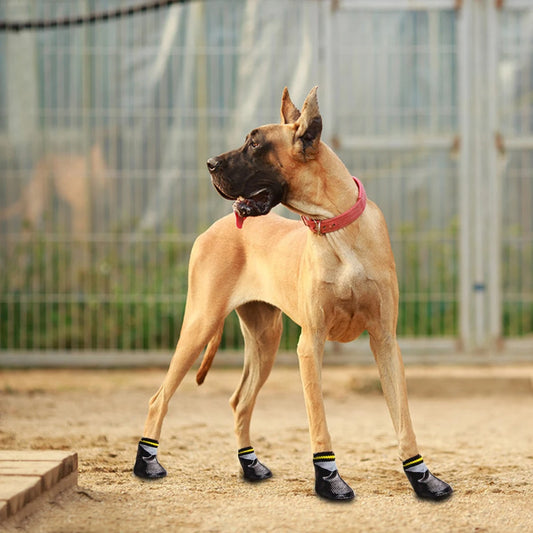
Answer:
(0, 0, 532, 355)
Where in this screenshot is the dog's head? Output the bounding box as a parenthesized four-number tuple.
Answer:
(207, 87, 322, 227)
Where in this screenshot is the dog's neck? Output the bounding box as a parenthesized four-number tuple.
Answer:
(300, 177, 366, 235)
(285, 143, 360, 223)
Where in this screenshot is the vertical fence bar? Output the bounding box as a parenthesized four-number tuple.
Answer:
(321, 0, 334, 142)
(472, 0, 490, 349)
(486, 0, 503, 349)
(195, 2, 209, 233)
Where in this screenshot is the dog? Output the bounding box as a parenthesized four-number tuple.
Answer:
(0, 144, 109, 235)
(133, 87, 452, 502)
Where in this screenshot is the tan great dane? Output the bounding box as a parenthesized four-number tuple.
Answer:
(0, 145, 108, 234)
(133, 87, 452, 501)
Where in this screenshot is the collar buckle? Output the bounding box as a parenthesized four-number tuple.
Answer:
(300, 177, 367, 236)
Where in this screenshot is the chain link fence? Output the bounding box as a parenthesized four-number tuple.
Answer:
(1, 0, 532, 356)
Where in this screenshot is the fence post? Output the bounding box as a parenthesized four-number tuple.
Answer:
(458, 0, 473, 350)
(458, 0, 503, 352)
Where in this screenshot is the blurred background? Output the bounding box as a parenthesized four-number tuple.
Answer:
(0, 0, 532, 362)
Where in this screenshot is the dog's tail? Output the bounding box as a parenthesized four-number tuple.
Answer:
(196, 322, 224, 385)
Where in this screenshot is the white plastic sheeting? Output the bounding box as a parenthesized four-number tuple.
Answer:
(0, 0, 532, 352)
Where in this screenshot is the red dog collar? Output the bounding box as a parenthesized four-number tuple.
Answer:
(301, 177, 367, 235)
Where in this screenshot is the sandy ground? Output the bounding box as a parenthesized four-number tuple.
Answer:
(1, 365, 533, 533)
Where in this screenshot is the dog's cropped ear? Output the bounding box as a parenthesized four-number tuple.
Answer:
(294, 86, 322, 158)
(280, 87, 301, 124)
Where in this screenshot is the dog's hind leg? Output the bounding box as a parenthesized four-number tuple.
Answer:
(134, 226, 240, 480)
(369, 331, 453, 500)
(230, 301, 282, 481)
(133, 315, 224, 479)
(144, 319, 224, 439)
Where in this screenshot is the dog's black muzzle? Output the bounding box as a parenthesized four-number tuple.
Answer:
(207, 156, 236, 200)
(206, 154, 286, 220)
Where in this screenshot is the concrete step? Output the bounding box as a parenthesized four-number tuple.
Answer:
(0, 450, 77, 523)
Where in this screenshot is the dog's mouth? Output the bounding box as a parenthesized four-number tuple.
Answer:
(232, 188, 275, 229)
(210, 171, 285, 229)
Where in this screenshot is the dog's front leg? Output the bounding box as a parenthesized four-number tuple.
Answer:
(369, 332, 453, 500)
(296, 330, 331, 453)
(297, 329, 354, 501)
(369, 333, 418, 460)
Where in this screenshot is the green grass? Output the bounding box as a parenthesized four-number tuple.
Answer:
(1, 228, 532, 350)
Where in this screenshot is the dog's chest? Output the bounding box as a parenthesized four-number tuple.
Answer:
(318, 259, 378, 342)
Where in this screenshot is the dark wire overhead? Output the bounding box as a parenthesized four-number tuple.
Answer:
(0, 0, 196, 32)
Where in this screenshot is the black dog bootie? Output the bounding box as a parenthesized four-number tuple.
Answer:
(238, 447, 272, 481)
(403, 455, 453, 501)
(133, 438, 167, 479)
(313, 452, 354, 501)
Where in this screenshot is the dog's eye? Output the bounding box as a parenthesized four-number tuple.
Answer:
(249, 139, 259, 149)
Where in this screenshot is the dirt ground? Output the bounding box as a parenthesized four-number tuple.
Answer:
(1, 364, 533, 533)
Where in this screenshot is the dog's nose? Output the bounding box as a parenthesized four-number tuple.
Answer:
(207, 157, 221, 172)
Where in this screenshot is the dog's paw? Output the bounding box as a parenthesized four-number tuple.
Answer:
(405, 469, 453, 501)
(133, 450, 167, 480)
(240, 458, 272, 482)
(314, 466, 355, 501)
